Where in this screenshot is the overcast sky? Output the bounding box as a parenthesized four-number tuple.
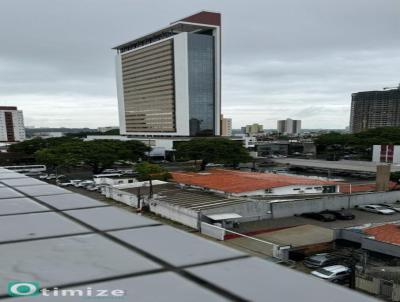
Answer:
(1, 0, 399, 129)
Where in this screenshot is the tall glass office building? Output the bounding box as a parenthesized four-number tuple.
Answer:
(114, 11, 221, 137)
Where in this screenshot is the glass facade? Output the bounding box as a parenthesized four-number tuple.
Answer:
(188, 33, 215, 136)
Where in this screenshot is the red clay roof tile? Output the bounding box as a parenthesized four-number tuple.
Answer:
(171, 169, 335, 193)
(364, 224, 400, 245)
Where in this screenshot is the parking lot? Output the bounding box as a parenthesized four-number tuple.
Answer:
(236, 208, 400, 234)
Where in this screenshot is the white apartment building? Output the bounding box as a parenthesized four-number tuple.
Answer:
(0, 106, 26, 142)
(372, 145, 400, 164)
(277, 118, 301, 135)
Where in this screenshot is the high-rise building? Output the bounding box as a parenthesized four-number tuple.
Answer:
(350, 85, 400, 133)
(277, 118, 301, 135)
(243, 123, 263, 136)
(221, 115, 232, 136)
(0, 106, 26, 142)
(114, 11, 221, 137)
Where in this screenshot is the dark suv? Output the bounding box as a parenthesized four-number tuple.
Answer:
(320, 210, 355, 220)
(303, 253, 342, 268)
(300, 212, 336, 222)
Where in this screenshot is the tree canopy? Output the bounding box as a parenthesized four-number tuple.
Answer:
(135, 161, 170, 181)
(315, 127, 400, 147)
(315, 127, 400, 160)
(35, 139, 150, 173)
(175, 138, 252, 170)
(8, 137, 79, 155)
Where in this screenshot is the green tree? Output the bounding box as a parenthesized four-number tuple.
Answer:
(135, 161, 170, 197)
(35, 141, 84, 168)
(35, 140, 150, 173)
(391, 172, 400, 183)
(315, 127, 400, 160)
(176, 138, 252, 170)
(104, 129, 120, 135)
(8, 137, 77, 155)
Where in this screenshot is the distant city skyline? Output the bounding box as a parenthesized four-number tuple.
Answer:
(0, 0, 399, 129)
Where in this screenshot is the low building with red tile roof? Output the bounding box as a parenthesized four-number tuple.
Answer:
(171, 169, 339, 197)
(364, 223, 400, 245)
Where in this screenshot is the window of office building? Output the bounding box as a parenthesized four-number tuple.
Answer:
(188, 33, 215, 136)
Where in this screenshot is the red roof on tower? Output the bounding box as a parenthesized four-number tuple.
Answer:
(174, 11, 221, 26)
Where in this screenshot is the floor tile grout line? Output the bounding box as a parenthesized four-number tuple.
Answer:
(0, 180, 248, 302)
(0, 231, 95, 245)
(0, 224, 163, 245)
(1, 183, 52, 188)
(0, 204, 112, 217)
(180, 255, 251, 269)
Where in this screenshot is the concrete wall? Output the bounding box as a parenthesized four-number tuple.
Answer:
(103, 186, 140, 208)
(336, 229, 400, 258)
(363, 237, 400, 258)
(231, 185, 329, 197)
(200, 222, 225, 240)
(201, 200, 272, 222)
(356, 275, 380, 295)
(149, 199, 199, 229)
(335, 229, 364, 244)
(271, 191, 400, 219)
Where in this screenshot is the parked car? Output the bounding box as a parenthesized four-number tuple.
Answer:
(70, 179, 83, 187)
(300, 212, 336, 222)
(45, 174, 57, 180)
(320, 210, 355, 220)
(102, 169, 120, 174)
(206, 163, 224, 167)
(39, 174, 48, 180)
(58, 181, 73, 187)
(377, 203, 400, 212)
(358, 204, 396, 215)
(311, 265, 351, 283)
(86, 185, 99, 192)
(77, 180, 95, 188)
(303, 253, 343, 269)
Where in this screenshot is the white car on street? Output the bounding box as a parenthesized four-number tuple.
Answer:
(358, 204, 396, 215)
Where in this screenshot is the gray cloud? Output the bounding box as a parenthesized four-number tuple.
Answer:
(0, 0, 399, 128)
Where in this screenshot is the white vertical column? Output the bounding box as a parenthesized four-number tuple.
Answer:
(173, 33, 190, 136)
(214, 27, 221, 136)
(115, 54, 126, 134)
